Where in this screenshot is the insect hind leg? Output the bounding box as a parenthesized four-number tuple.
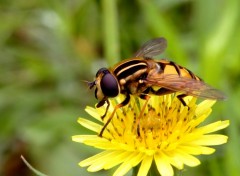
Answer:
(177, 94, 188, 107)
(151, 87, 189, 107)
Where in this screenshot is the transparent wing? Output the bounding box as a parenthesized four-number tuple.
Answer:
(145, 74, 226, 100)
(134, 37, 167, 58)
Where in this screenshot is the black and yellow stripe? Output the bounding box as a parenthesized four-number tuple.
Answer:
(113, 59, 148, 81)
(157, 60, 201, 81)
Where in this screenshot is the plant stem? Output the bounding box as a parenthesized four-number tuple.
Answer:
(101, 0, 120, 65)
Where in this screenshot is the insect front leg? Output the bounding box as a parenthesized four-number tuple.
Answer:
(99, 93, 130, 137)
(96, 99, 110, 120)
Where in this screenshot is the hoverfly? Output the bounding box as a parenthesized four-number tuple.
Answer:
(88, 37, 226, 137)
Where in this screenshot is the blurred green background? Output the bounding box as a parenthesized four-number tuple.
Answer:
(0, 0, 239, 176)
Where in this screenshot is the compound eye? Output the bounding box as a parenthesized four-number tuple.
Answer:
(101, 73, 119, 97)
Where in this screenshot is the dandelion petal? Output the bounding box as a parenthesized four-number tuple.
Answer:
(192, 134, 228, 146)
(77, 118, 101, 132)
(174, 150, 200, 167)
(155, 154, 174, 176)
(104, 151, 132, 169)
(137, 155, 153, 176)
(113, 152, 141, 176)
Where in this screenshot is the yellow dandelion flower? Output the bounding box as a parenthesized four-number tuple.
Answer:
(72, 94, 229, 176)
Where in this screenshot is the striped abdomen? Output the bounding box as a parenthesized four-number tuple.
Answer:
(157, 59, 201, 81)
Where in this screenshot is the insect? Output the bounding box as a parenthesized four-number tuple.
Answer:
(88, 37, 226, 137)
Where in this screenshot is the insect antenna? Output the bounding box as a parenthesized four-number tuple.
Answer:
(81, 80, 96, 90)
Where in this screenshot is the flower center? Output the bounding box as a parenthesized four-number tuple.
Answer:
(132, 98, 195, 152)
(107, 95, 198, 153)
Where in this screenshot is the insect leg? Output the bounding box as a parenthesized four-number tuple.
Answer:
(100, 100, 110, 120)
(136, 94, 151, 137)
(151, 88, 188, 107)
(96, 99, 110, 120)
(177, 94, 187, 106)
(99, 93, 131, 137)
(135, 88, 151, 136)
(150, 87, 174, 96)
(148, 87, 189, 106)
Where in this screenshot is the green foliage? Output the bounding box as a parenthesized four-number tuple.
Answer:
(0, 0, 239, 175)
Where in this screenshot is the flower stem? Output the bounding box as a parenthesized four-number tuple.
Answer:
(101, 0, 120, 65)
